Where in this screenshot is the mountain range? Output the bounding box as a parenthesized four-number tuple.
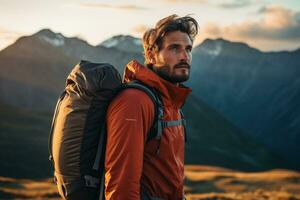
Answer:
(0, 29, 298, 178)
(0, 29, 143, 110)
(189, 38, 300, 168)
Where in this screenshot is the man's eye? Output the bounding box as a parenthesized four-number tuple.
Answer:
(186, 47, 192, 53)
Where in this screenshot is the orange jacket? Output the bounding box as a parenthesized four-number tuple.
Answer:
(105, 60, 191, 200)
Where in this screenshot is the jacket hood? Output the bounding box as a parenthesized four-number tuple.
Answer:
(123, 60, 192, 108)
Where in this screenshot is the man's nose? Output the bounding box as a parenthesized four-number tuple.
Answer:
(180, 50, 190, 62)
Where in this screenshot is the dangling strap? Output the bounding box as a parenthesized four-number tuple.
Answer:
(180, 109, 187, 142)
(92, 125, 106, 171)
(54, 173, 100, 197)
(155, 101, 164, 140)
(92, 125, 106, 199)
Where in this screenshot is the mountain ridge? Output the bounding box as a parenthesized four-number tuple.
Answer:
(0, 28, 299, 174)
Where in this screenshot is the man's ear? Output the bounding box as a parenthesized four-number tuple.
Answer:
(147, 49, 156, 64)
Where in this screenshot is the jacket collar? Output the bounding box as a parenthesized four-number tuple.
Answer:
(123, 60, 192, 108)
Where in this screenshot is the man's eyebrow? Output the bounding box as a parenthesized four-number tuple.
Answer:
(167, 44, 181, 48)
(167, 44, 193, 49)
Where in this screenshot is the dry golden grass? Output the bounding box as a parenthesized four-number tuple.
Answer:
(0, 165, 299, 199)
(185, 165, 300, 200)
(0, 177, 59, 199)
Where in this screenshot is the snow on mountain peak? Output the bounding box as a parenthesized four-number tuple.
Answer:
(133, 38, 142, 46)
(102, 38, 119, 48)
(206, 42, 222, 57)
(101, 35, 141, 48)
(200, 39, 224, 57)
(36, 30, 65, 47)
(40, 34, 65, 47)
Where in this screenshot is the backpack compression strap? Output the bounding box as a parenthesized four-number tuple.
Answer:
(48, 91, 66, 164)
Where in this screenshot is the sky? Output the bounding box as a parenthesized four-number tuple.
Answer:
(0, 0, 300, 52)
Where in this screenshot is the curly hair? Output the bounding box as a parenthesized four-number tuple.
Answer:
(142, 14, 199, 66)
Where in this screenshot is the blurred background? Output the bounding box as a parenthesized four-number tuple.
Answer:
(0, 0, 300, 199)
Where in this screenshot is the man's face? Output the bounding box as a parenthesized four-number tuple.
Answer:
(151, 30, 193, 84)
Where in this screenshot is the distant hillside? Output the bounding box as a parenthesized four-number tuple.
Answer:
(183, 95, 287, 171)
(0, 103, 52, 178)
(0, 29, 143, 110)
(0, 95, 286, 179)
(189, 38, 300, 168)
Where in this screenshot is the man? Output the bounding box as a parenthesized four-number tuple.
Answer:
(105, 14, 199, 200)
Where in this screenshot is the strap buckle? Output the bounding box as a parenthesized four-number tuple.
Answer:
(84, 175, 99, 188)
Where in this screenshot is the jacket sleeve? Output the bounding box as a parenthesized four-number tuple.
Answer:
(105, 88, 155, 200)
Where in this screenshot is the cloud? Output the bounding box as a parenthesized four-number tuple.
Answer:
(0, 28, 23, 51)
(0, 28, 19, 38)
(197, 5, 300, 51)
(233, 5, 300, 40)
(79, 3, 146, 10)
(257, 5, 299, 29)
(218, 0, 253, 9)
(163, 0, 207, 3)
(132, 25, 149, 34)
(158, 0, 253, 8)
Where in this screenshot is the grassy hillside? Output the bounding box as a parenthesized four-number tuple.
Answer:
(184, 165, 300, 200)
(0, 103, 53, 178)
(1, 166, 299, 199)
(183, 95, 289, 171)
(0, 94, 290, 180)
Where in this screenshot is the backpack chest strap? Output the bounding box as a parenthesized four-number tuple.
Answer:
(157, 117, 187, 142)
(161, 119, 186, 128)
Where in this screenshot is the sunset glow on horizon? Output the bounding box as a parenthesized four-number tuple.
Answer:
(0, 0, 299, 51)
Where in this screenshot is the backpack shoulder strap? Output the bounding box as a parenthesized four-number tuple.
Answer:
(123, 81, 187, 142)
(123, 81, 188, 154)
(122, 81, 164, 142)
(122, 81, 161, 107)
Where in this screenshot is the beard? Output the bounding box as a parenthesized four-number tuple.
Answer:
(153, 62, 191, 84)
